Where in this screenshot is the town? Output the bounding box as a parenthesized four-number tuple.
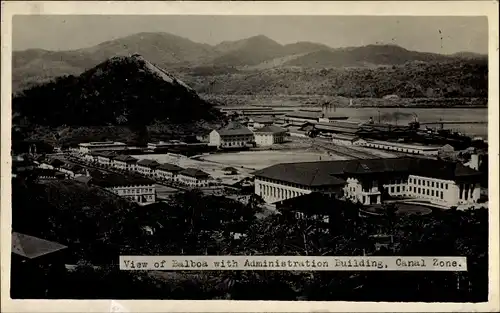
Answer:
(8, 14, 491, 303)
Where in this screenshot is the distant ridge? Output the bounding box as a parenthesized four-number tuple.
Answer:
(12, 32, 488, 93)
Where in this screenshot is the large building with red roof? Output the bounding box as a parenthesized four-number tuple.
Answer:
(252, 157, 483, 207)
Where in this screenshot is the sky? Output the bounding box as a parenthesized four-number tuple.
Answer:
(12, 15, 489, 54)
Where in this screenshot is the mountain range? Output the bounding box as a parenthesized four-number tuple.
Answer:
(12, 32, 487, 92)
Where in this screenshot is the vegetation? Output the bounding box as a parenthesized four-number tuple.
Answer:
(12, 56, 222, 128)
(12, 176, 488, 301)
(180, 60, 488, 99)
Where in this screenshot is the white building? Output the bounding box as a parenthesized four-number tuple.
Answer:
(156, 163, 184, 181)
(253, 157, 483, 207)
(92, 173, 156, 205)
(135, 159, 160, 177)
(113, 155, 138, 171)
(178, 168, 211, 187)
(254, 125, 288, 146)
(209, 122, 254, 149)
(78, 141, 127, 154)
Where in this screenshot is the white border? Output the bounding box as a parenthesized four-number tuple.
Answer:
(1, 1, 499, 312)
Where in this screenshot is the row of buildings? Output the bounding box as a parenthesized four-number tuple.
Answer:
(252, 156, 483, 208)
(81, 152, 212, 188)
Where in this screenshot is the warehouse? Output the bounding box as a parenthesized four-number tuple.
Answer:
(354, 139, 441, 156)
(331, 134, 359, 146)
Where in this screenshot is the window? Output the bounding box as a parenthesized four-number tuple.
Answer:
(445, 184, 448, 190)
(396, 186, 400, 193)
(432, 182, 435, 187)
(427, 181, 430, 187)
(418, 187, 421, 193)
(440, 183, 444, 189)
(426, 189, 429, 195)
(391, 187, 395, 193)
(431, 190, 434, 196)
(440, 191, 444, 199)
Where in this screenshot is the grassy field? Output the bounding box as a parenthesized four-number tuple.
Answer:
(199, 150, 347, 170)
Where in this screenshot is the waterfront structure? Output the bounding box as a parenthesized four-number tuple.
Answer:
(147, 141, 187, 151)
(208, 122, 254, 149)
(354, 139, 442, 156)
(254, 125, 288, 146)
(315, 121, 360, 135)
(78, 141, 127, 154)
(135, 159, 160, 177)
(253, 157, 482, 207)
(178, 168, 211, 187)
(92, 173, 156, 205)
(113, 155, 138, 171)
(156, 163, 184, 181)
(331, 133, 359, 146)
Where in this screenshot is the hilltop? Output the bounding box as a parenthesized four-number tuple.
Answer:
(12, 32, 488, 93)
(12, 55, 224, 145)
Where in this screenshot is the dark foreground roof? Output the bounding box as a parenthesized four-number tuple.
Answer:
(12, 232, 67, 259)
(278, 192, 356, 214)
(253, 157, 481, 187)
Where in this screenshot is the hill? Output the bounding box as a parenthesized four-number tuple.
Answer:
(208, 35, 289, 66)
(284, 44, 454, 68)
(13, 54, 222, 129)
(180, 59, 488, 98)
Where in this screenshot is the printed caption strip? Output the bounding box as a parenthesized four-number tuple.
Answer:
(120, 256, 467, 271)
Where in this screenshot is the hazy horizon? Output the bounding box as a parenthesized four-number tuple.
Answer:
(13, 15, 488, 55)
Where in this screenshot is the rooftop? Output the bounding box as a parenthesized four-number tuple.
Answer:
(157, 163, 184, 172)
(12, 232, 67, 259)
(179, 168, 210, 178)
(91, 151, 118, 158)
(92, 173, 155, 187)
(136, 159, 161, 168)
(254, 125, 288, 134)
(253, 157, 482, 186)
(364, 140, 442, 151)
(216, 122, 254, 136)
(113, 155, 138, 163)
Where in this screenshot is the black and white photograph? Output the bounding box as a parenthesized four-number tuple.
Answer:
(2, 2, 499, 311)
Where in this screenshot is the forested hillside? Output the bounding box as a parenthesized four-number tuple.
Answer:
(178, 59, 488, 98)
